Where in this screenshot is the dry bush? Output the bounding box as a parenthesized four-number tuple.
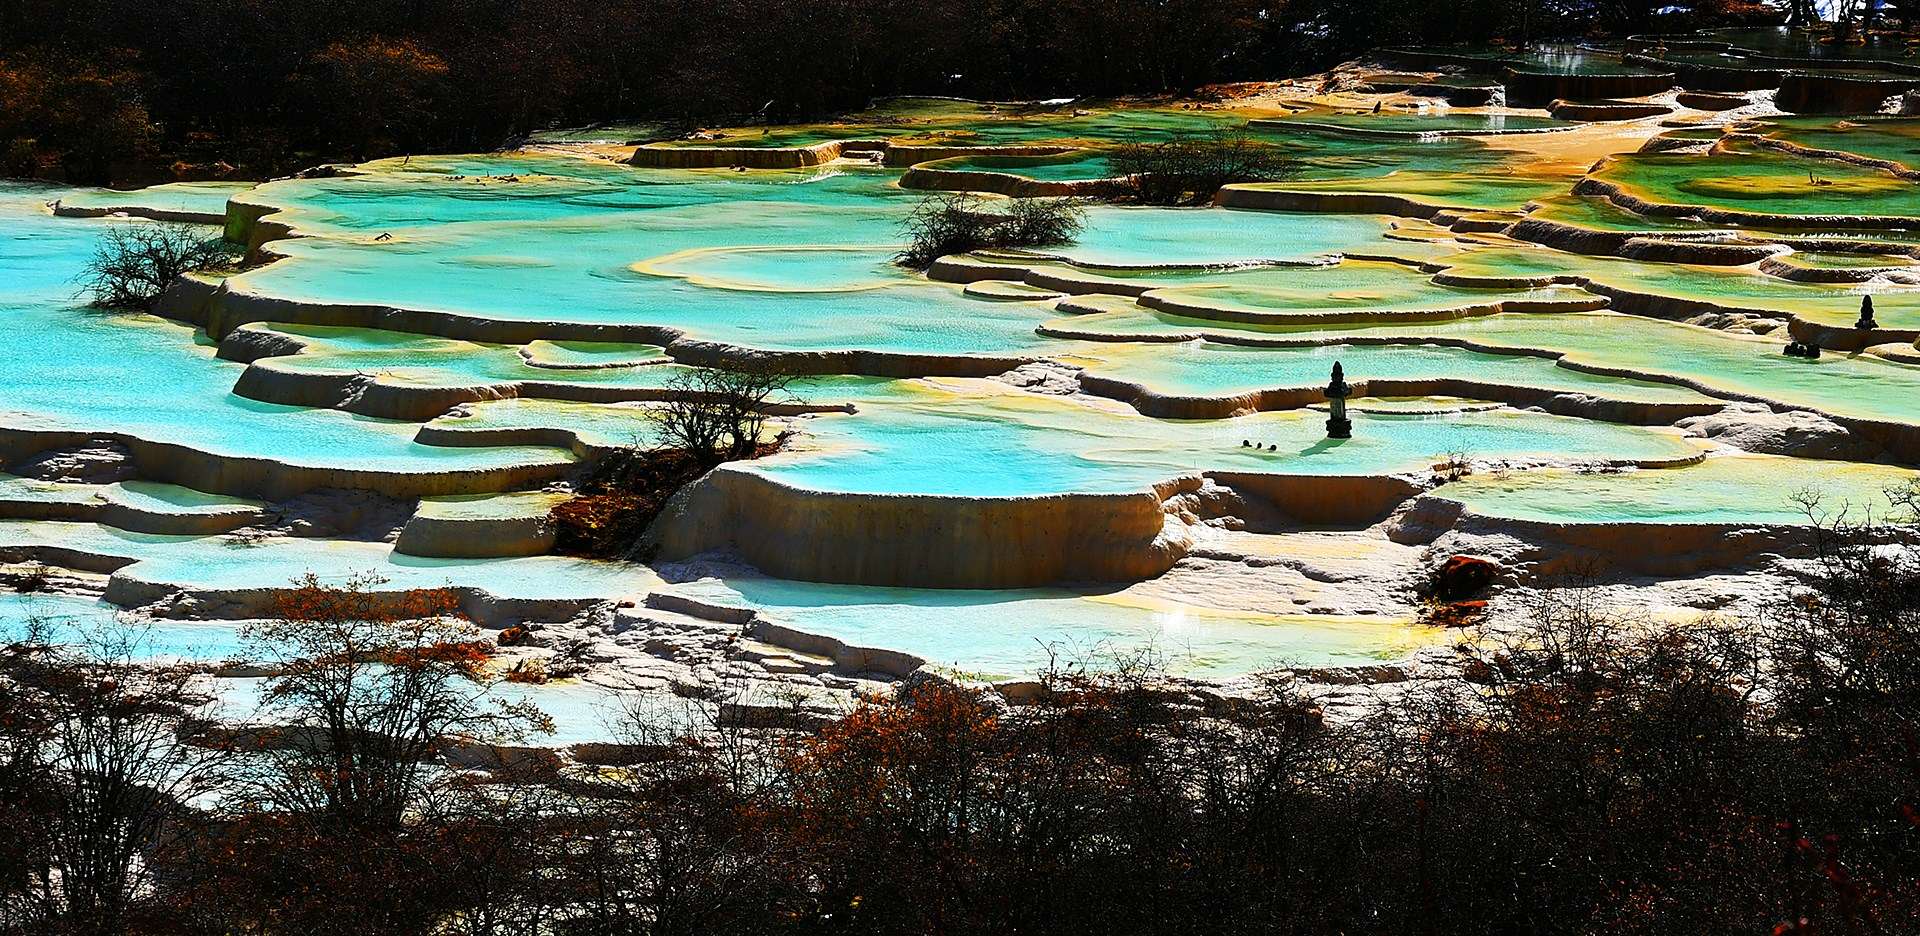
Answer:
(645, 361, 798, 463)
(78, 221, 239, 310)
(0, 612, 228, 935)
(1107, 130, 1298, 206)
(237, 572, 551, 827)
(895, 193, 1086, 268)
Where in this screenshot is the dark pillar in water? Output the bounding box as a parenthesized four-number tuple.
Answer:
(1325, 361, 1353, 440)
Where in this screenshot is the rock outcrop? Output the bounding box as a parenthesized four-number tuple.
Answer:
(1676, 402, 1883, 461)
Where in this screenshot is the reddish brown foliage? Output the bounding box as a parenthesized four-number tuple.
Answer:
(1432, 554, 1498, 601)
(552, 442, 782, 558)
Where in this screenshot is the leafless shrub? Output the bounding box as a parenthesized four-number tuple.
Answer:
(77, 221, 240, 309)
(0, 609, 229, 934)
(1107, 130, 1298, 206)
(644, 362, 800, 462)
(895, 192, 1085, 268)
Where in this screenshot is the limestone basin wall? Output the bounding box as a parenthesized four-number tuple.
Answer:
(1246, 118, 1580, 140)
(1675, 91, 1750, 110)
(1205, 472, 1424, 526)
(898, 165, 1118, 198)
(1214, 186, 1450, 219)
(1410, 82, 1503, 106)
(1787, 318, 1920, 355)
(1390, 494, 1811, 578)
(394, 513, 557, 559)
(1572, 168, 1920, 230)
(627, 141, 1076, 171)
(99, 573, 602, 629)
(641, 591, 926, 678)
(1622, 53, 1783, 92)
(881, 145, 1077, 168)
(1076, 373, 1725, 425)
(0, 496, 261, 536)
(647, 467, 1203, 588)
(1776, 74, 1920, 115)
(1757, 255, 1911, 284)
(630, 141, 849, 169)
(1505, 217, 1751, 259)
(229, 363, 696, 423)
(51, 201, 227, 225)
(647, 464, 1455, 588)
(0, 427, 572, 502)
(666, 338, 1035, 379)
(223, 192, 305, 259)
(1547, 100, 1671, 121)
(1501, 70, 1675, 107)
(168, 278, 686, 346)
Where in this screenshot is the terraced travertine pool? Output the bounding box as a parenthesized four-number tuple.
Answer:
(1583, 140, 1920, 222)
(1255, 112, 1581, 135)
(8, 87, 1920, 719)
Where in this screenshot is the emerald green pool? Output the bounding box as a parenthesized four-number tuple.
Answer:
(1230, 173, 1573, 211)
(1755, 117, 1920, 174)
(1258, 112, 1579, 135)
(1589, 143, 1920, 221)
(924, 152, 1117, 181)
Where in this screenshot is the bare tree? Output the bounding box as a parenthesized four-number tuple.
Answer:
(646, 363, 799, 463)
(1107, 130, 1298, 206)
(0, 609, 228, 936)
(895, 193, 1085, 268)
(77, 221, 238, 310)
(236, 572, 550, 828)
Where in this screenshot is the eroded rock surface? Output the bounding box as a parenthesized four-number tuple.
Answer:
(11, 440, 138, 484)
(1677, 402, 1881, 460)
(256, 488, 419, 541)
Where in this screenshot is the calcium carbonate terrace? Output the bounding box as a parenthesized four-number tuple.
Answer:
(9, 77, 1920, 733)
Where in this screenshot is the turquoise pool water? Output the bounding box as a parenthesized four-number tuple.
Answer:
(0, 519, 654, 599)
(57, 181, 253, 218)
(1438, 454, 1920, 525)
(0, 592, 248, 661)
(927, 152, 1118, 181)
(666, 575, 1442, 680)
(1068, 340, 1715, 405)
(1050, 307, 1920, 427)
(0, 591, 663, 743)
(751, 380, 1699, 497)
(0, 186, 571, 475)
